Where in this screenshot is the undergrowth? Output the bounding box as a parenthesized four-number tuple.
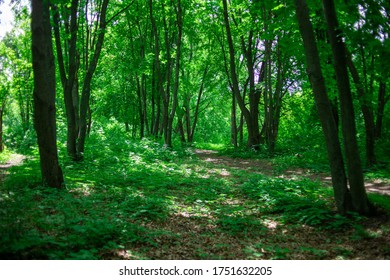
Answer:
(1, 125, 389, 259)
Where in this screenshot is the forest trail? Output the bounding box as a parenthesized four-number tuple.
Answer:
(0, 154, 26, 183)
(194, 149, 390, 196)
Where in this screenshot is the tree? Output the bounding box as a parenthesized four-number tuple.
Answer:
(78, 0, 110, 155)
(0, 41, 12, 152)
(1, 12, 34, 133)
(222, 0, 261, 149)
(293, 0, 351, 214)
(341, 0, 390, 163)
(52, 0, 80, 160)
(0, 75, 9, 152)
(52, 0, 110, 160)
(31, 0, 64, 187)
(322, 0, 372, 214)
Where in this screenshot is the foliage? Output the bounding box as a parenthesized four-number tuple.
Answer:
(0, 148, 11, 164)
(241, 176, 360, 230)
(0, 0, 389, 260)
(1, 126, 389, 259)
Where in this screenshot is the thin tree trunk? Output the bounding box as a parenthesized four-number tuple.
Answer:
(231, 91, 238, 148)
(222, 0, 259, 149)
(78, 0, 109, 156)
(166, 0, 183, 148)
(149, 0, 163, 138)
(0, 99, 6, 152)
(52, 0, 80, 161)
(142, 73, 149, 136)
(136, 76, 145, 138)
(376, 81, 388, 139)
(346, 49, 377, 166)
(31, 0, 64, 188)
(189, 65, 208, 143)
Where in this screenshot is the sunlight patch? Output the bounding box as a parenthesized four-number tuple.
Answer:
(262, 219, 279, 229)
(69, 183, 94, 196)
(220, 169, 230, 176)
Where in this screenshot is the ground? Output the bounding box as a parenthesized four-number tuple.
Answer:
(194, 149, 390, 196)
(0, 154, 25, 181)
(1, 148, 389, 260)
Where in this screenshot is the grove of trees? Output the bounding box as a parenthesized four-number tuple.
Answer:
(1, 0, 389, 216)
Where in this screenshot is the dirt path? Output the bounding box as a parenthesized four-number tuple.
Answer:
(0, 154, 26, 169)
(195, 149, 390, 196)
(0, 154, 26, 183)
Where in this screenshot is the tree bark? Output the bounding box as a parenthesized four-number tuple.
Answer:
(345, 48, 377, 167)
(78, 0, 109, 156)
(376, 81, 388, 139)
(165, 0, 183, 148)
(52, 0, 80, 161)
(149, 0, 163, 138)
(222, 0, 260, 149)
(294, 0, 350, 214)
(0, 99, 6, 152)
(189, 65, 209, 143)
(322, 0, 373, 215)
(31, 0, 64, 188)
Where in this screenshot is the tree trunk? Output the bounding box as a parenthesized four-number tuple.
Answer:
(294, 0, 350, 214)
(0, 99, 6, 152)
(177, 109, 187, 143)
(231, 91, 238, 148)
(142, 74, 149, 136)
(376, 81, 388, 139)
(165, 0, 183, 148)
(322, 0, 373, 215)
(136, 76, 145, 138)
(52, 0, 80, 161)
(31, 0, 64, 188)
(78, 0, 109, 156)
(149, 0, 164, 139)
(222, 0, 260, 149)
(189, 65, 208, 143)
(346, 49, 377, 167)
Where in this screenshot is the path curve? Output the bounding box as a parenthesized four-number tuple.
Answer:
(0, 154, 26, 169)
(0, 154, 26, 184)
(194, 149, 390, 196)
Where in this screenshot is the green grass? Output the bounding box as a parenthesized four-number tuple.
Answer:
(193, 142, 226, 151)
(1, 128, 389, 260)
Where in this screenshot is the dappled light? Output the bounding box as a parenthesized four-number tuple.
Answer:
(1, 133, 390, 259)
(0, 0, 389, 262)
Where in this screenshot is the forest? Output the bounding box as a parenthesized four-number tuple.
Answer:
(0, 0, 389, 260)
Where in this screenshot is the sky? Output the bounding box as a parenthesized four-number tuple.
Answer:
(0, 0, 15, 39)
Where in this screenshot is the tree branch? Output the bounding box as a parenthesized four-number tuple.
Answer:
(106, 0, 135, 26)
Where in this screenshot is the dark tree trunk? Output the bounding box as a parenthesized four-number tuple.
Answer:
(136, 76, 145, 138)
(294, 0, 351, 214)
(346, 49, 377, 167)
(177, 110, 187, 143)
(31, 0, 64, 188)
(149, 0, 163, 139)
(189, 65, 208, 143)
(323, 0, 373, 215)
(231, 91, 238, 148)
(142, 74, 149, 136)
(0, 100, 5, 152)
(52, 0, 80, 161)
(165, 0, 183, 148)
(376, 81, 388, 139)
(222, 0, 260, 149)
